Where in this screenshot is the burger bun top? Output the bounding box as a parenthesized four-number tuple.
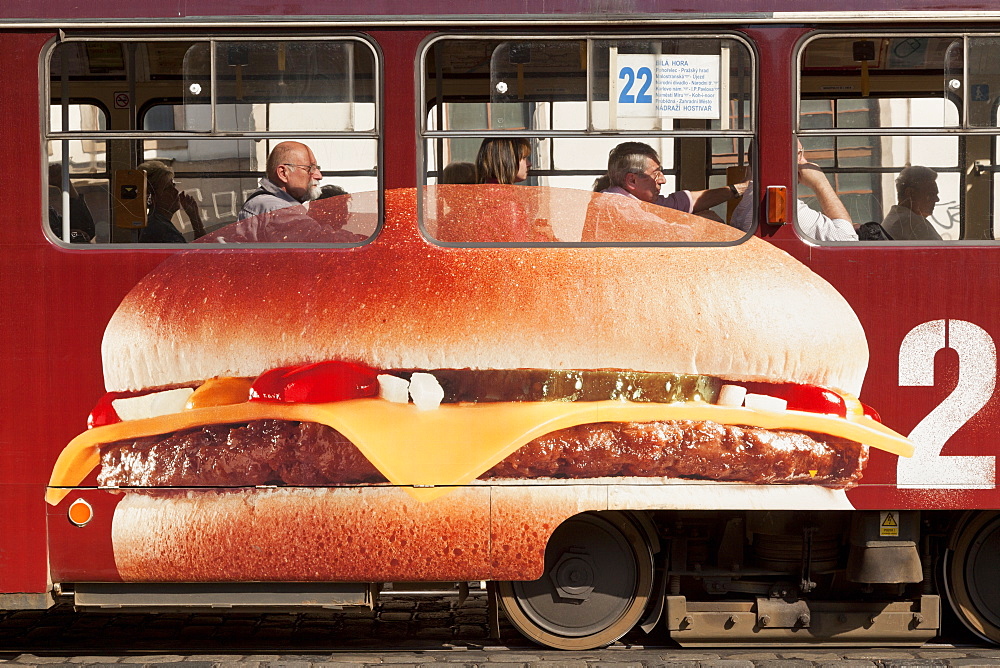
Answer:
(103, 187, 870, 396)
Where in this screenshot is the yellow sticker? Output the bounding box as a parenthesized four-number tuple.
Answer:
(880, 511, 899, 537)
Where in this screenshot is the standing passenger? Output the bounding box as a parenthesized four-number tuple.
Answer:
(239, 141, 322, 221)
(795, 141, 858, 241)
(730, 142, 858, 240)
(881, 166, 941, 241)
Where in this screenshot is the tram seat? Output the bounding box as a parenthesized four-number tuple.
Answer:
(857, 221, 893, 240)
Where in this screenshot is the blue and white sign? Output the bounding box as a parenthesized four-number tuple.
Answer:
(614, 54, 721, 119)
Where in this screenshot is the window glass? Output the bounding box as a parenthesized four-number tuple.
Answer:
(47, 37, 379, 245)
(49, 103, 106, 133)
(425, 40, 588, 132)
(798, 35, 975, 242)
(968, 37, 1000, 128)
(210, 41, 375, 133)
(421, 35, 755, 245)
(797, 134, 959, 239)
(801, 37, 961, 130)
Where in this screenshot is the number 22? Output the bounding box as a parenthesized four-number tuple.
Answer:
(618, 67, 653, 104)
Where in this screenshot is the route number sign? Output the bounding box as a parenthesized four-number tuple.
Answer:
(613, 54, 721, 119)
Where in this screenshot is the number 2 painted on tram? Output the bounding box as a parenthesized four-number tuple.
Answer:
(897, 319, 997, 489)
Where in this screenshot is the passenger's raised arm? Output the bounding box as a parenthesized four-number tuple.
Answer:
(796, 141, 858, 242)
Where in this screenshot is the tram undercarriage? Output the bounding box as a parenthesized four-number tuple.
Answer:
(491, 510, 998, 649)
(44, 509, 1000, 651)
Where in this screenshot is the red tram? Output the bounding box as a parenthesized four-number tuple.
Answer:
(1, 0, 999, 650)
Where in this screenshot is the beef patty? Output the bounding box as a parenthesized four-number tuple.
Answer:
(97, 418, 868, 489)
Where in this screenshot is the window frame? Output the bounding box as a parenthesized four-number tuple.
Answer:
(795, 31, 1000, 244)
(417, 31, 757, 247)
(43, 33, 382, 247)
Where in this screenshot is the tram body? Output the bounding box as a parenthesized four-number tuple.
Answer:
(2, 0, 1000, 649)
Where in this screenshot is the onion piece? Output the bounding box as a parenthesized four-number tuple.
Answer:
(112, 388, 195, 421)
(377, 374, 410, 404)
(717, 384, 748, 407)
(409, 372, 445, 411)
(743, 393, 788, 412)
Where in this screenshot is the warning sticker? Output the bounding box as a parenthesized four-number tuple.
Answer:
(879, 511, 899, 537)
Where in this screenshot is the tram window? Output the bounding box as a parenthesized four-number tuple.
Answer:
(46, 36, 379, 245)
(794, 35, 1000, 242)
(420, 35, 755, 245)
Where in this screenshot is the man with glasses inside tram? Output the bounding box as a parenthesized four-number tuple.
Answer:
(238, 141, 323, 221)
(596, 142, 747, 218)
(207, 140, 360, 243)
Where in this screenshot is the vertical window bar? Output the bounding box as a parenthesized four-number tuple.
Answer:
(608, 45, 618, 132)
(210, 39, 217, 134)
(435, 42, 445, 177)
(963, 35, 969, 130)
(720, 43, 731, 132)
(585, 38, 593, 133)
(347, 42, 356, 132)
(126, 43, 139, 208)
(60, 49, 70, 242)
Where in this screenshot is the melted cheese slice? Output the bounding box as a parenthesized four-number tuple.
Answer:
(46, 398, 913, 506)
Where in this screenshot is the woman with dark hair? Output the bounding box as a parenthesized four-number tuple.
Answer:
(475, 137, 531, 185)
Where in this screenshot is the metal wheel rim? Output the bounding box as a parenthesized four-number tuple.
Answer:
(498, 512, 654, 650)
(946, 512, 1000, 643)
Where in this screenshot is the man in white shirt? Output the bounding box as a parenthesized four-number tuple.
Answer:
(881, 166, 941, 241)
(796, 141, 858, 241)
(729, 142, 857, 240)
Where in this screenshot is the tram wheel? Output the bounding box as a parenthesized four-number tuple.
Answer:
(497, 511, 654, 650)
(944, 511, 1000, 644)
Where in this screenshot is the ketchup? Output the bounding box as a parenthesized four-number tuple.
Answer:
(249, 361, 380, 404)
(739, 382, 882, 422)
(740, 382, 846, 417)
(863, 404, 882, 422)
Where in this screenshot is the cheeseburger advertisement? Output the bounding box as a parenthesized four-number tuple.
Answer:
(45, 186, 915, 583)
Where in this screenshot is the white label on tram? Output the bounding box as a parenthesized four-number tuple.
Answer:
(897, 319, 996, 489)
(614, 55, 720, 120)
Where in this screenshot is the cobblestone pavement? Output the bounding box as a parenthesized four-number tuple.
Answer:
(2, 595, 1000, 667)
(6, 645, 1000, 668)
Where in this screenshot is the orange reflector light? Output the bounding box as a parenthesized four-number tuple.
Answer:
(68, 498, 93, 527)
(766, 185, 788, 225)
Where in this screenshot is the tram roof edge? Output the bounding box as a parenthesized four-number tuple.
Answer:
(4, 1, 1000, 27)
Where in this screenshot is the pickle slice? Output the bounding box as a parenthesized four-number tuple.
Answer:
(386, 369, 721, 404)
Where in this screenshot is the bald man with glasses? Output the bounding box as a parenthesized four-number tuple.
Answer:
(238, 141, 324, 221)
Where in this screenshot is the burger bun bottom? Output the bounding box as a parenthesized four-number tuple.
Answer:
(111, 482, 852, 582)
